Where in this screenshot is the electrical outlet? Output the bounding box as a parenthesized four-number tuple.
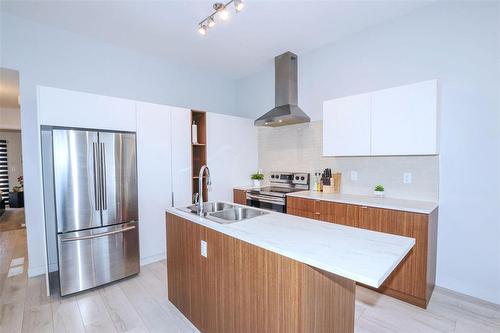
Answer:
(350, 171, 358, 181)
(403, 172, 412, 184)
(201, 240, 207, 257)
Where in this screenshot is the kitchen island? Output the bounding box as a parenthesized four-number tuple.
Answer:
(166, 204, 415, 333)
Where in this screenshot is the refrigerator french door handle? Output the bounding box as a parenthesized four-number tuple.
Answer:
(92, 142, 100, 211)
(60, 225, 136, 242)
(100, 142, 107, 210)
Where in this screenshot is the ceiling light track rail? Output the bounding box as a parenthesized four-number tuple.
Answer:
(198, 0, 244, 35)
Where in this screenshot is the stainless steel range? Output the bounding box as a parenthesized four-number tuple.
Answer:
(246, 172, 309, 213)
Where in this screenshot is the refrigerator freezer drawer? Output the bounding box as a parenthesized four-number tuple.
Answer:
(57, 221, 139, 296)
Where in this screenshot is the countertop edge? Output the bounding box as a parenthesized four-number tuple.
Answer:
(165, 206, 415, 288)
(286, 191, 438, 214)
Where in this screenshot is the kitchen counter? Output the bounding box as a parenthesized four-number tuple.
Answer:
(287, 191, 438, 214)
(233, 184, 262, 190)
(166, 204, 414, 288)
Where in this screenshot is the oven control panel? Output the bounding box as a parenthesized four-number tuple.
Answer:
(292, 173, 309, 185)
(269, 172, 310, 187)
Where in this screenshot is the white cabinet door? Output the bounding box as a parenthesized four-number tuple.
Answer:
(136, 102, 172, 264)
(323, 93, 371, 156)
(170, 107, 192, 207)
(38, 86, 136, 131)
(207, 113, 258, 202)
(371, 80, 438, 155)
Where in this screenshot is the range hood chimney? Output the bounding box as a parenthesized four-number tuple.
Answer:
(254, 51, 310, 127)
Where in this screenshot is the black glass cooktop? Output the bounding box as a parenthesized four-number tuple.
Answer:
(256, 186, 302, 194)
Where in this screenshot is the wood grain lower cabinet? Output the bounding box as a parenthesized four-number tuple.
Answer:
(286, 196, 438, 308)
(233, 189, 247, 205)
(167, 213, 355, 333)
(287, 196, 321, 219)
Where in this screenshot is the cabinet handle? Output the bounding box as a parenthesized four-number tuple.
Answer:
(361, 206, 368, 209)
(315, 212, 321, 215)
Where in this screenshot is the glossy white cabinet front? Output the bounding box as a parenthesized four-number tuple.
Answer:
(323, 80, 438, 156)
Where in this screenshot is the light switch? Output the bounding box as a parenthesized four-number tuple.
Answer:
(350, 171, 358, 181)
(403, 172, 412, 184)
(201, 240, 207, 257)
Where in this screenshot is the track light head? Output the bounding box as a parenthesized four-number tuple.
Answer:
(234, 0, 244, 12)
(198, 24, 207, 36)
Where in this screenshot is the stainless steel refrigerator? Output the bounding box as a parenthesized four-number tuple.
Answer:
(50, 128, 139, 296)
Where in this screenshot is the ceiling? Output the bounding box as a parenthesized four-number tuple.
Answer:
(1, 0, 433, 79)
(0, 68, 20, 109)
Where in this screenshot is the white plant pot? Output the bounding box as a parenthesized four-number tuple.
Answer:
(373, 190, 385, 198)
(253, 180, 261, 188)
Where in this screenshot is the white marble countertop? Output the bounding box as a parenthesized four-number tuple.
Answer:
(287, 191, 438, 214)
(166, 204, 415, 288)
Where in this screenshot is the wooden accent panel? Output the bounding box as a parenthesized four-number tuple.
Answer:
(233, 189, 247, 205)
(167, 213, 356, 333)
(285, 197, 438, 308)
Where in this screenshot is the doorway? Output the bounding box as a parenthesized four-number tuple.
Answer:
(0, 67, 27, 282)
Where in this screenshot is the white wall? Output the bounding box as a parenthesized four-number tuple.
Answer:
(0, 107, 21, 130)
(0, 12, 237, 277)
(0, 130, 23, 191)
(237, 2, 500, 304)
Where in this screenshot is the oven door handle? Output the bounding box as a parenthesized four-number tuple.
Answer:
(246, 194, 285, 205)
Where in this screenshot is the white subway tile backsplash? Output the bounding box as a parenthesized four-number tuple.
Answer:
(258, 121, 439, 201)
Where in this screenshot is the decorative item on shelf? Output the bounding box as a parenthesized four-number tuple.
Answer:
(251, 171, 264, 188)
(373, 184, 385, 197)
(12, 176, 23, 192)
(191, 121, 198, 144)
(197, 0, 245, 36)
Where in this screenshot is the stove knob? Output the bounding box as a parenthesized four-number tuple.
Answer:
(271, 175, 275, 179)
(295, 176, 299, 180)
(301, 176, 305, 180)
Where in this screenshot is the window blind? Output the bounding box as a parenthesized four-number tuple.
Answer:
(0, 140, 9, 205)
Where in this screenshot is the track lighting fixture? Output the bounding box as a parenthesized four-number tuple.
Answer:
(197, 0, 244, 35)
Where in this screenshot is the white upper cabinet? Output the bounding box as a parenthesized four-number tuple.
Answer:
(207, 112, 258, 202)
(136, 102, 173, 263)
(37, 86, 136, 131)
(170, 107, 192, 207)
(370, 80, 438, 155)
(323, 93, 371, 156)
(322, 80, 438, 156)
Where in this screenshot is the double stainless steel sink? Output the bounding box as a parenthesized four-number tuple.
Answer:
(178, 202, 269, 224)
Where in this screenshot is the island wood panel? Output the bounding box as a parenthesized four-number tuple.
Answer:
(166, 213, 356, 333)
(285, 196, 437, 308)
(233, 189, 247, 205)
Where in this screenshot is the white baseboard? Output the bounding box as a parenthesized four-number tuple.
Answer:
(140, 252, 166, 266)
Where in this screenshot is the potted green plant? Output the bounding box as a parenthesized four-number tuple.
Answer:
(373, 184, 385, 197)
(251, 172, 264, 187)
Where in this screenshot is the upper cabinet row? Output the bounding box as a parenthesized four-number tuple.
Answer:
(323, 80, 438, 156)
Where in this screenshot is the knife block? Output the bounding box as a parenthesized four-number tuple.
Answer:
(322, 173, 342, 194)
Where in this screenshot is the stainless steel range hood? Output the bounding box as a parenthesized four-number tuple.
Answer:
(255, 51, 310, 127)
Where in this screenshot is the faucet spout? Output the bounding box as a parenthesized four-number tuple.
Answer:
(198, 165, 211, 215)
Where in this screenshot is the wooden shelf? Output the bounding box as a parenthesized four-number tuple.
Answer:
(191, 110, 207, 203)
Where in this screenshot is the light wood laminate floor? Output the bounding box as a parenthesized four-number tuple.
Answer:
(1, 228, 499, 332)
